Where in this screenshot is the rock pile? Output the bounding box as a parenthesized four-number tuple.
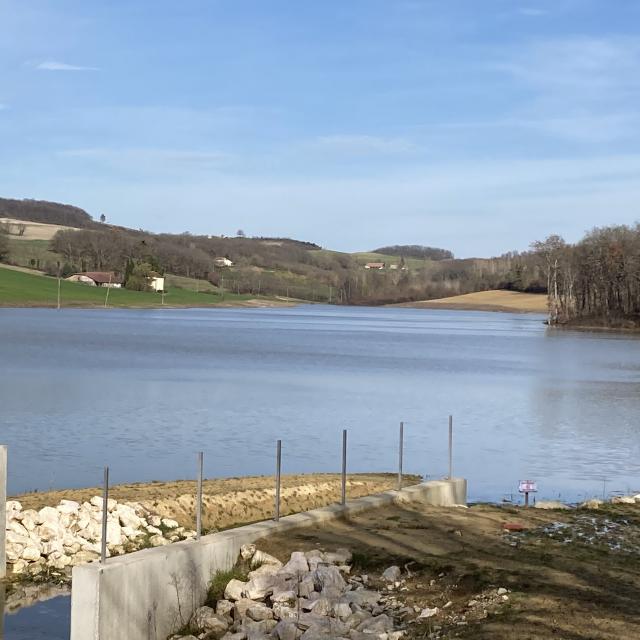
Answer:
(5, 497, 196, 580)
(171, 545, 407, 640)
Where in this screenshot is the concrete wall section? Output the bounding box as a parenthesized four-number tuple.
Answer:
(70, 478, 466, 640)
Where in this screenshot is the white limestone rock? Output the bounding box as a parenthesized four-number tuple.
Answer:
(240, 543, 257, 560)
(381, 566, 401, 582)
(224, 579, 247, 601)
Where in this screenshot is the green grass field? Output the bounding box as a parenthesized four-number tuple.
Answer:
(0, 266, 260, 308)
(6, 237, 60, 270)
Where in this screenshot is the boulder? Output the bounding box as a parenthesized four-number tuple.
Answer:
(272, 602, 297, 621)
(307, 597, 332, 616)
(149, 535, 170, 547)
(381, 566, 401, 582)
(246, 603, 273, 622)
(162, 518, 179, 529)
(534, 501, 570, 510)
(280, 551, 309, 576)
(248, 563, 280, 580)
(224, 579, 247, 601)
(22, 546, 42, 562)
(312, 566, 346, 593)
(57, 500, 80, 515)
(190, 607, 229, 637)
(244, 574, 277, 600)
(342, 590, 380, 608)
(272, 620, 297, 640)
(233, 597, 256, 620)
(333, 602, 352, 620)
(251, 550, 281, 568)
(240, 544, 257, 560)
(90, 496, 117, 511)
(216, 600, 234, 617)
(611, 496, 636, 505)
(579, 499, 602, 510)
(116, 504, 143, 530)
(357, 614, 393, 633)
(21, 510, 39, 531)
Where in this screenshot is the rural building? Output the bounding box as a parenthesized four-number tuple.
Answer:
(149, 276, 165, 292)
(66, 272, 122, 288)
(364, 262, 385, 270)
(214, 257, 234, 267)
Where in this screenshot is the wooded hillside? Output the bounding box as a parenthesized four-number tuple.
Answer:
(535, 224, 640, 327)
(0, 198, 96, 228)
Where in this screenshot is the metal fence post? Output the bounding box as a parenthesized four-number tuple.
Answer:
(448, 415, 453, 480)
(398, 422, 404, 491)
(196, 451, 203, 539)
(274, 440, 282, 521)
(100, 466, 109, 564)
(0, 446, 6, 579)
(341, 429, 347, 506)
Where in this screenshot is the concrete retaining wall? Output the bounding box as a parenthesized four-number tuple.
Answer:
(70, 477, 466, 640)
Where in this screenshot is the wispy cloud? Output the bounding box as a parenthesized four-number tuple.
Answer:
(312, 135, 417, 155)
(36, 60, 98, 72)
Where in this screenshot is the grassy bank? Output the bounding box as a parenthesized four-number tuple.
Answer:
(391, 289, 548, 314)
(0, 264, 291, 308)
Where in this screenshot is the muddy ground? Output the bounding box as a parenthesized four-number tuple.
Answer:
(256, 501, 640, 639)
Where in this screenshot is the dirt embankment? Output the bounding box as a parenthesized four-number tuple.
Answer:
(13, 473, 420, 533)
(391, 290, 548, 314)
(257, 501, 640, 639)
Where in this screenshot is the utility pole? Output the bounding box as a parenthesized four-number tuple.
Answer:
(56, 261, 61, 311)
(104, 273, 112, 308)
(221, 276, 225, 301)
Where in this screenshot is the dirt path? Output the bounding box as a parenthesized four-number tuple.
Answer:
(13, 473, 420, 532)
(257, 502, 640, 639)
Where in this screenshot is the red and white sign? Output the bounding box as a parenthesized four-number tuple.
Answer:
(518, 480, 537, 493)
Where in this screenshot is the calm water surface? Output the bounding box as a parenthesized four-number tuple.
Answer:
(2, 305, 640, 638)
(1, 305, 639, 502)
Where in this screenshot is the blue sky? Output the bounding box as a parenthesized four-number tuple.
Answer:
(1, 0, 640, 256)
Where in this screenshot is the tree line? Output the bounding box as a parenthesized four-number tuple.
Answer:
(534, 224, 640, 327)
(0, 198, 96, 228)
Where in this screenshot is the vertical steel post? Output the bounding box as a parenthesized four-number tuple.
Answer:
(274, 440, 282, 521)
(100, 466, 109, 564)
(341, 429, 347, 506)
(196, 451, 203, 539)
(398, 422, 404, 490)
(448, 415, 453, 480)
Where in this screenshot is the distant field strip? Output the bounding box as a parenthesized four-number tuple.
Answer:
(392, 289, 548, 313)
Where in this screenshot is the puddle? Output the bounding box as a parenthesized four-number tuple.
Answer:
(2, 583, 70, 639)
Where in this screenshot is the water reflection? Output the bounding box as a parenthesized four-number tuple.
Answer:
(1, 581, 70, 639)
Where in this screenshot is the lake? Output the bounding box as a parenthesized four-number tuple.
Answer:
(2, 304, 640, 639)
(2, 305, 639, 502)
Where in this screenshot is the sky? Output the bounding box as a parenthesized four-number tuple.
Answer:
(1, 0, 640, 257)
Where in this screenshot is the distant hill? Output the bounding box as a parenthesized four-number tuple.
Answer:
(0, 198, 95, 229)
(0, 195, 545, 305)
(372, 244, 454, 261)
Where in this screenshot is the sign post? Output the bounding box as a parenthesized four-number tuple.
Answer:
(518, 480, 537, 507)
